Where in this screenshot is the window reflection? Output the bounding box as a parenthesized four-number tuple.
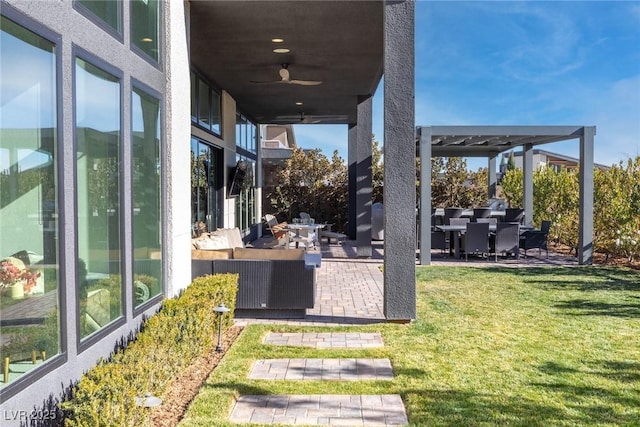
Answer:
(191, 138, 219, 236)
(131, 0, 159, 62)
(77, 0, 121, 33)
(191, 73, 221, 136)
(132, 87, 162, 306)
(75, 57, 122, 338)
(0, 16, 60, 388)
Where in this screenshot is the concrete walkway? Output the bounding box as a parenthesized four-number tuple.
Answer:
(229, 331, 408, 426)
(249, 358, 394, 381)
(264, 332, 384, 348)
(229, 394, 408, 426)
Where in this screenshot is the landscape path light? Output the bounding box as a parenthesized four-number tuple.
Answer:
(135, 392, 162, 408)
(214, 303, 230, 352)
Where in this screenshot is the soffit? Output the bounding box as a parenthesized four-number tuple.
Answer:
(189, 0, 384, 125)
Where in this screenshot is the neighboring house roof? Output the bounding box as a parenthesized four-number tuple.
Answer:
(507, 148, 610, 170)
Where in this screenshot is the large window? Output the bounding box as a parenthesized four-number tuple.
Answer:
(132, 86, 162, 307)
(131, 0, 159, 63)
(75, 57, 122, 339)
(0, 16, 61, 388)
(191, 138, 220, 236)
(191, 72, 221, 136)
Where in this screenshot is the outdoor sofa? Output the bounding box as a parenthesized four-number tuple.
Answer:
(191, 228, 317, 318)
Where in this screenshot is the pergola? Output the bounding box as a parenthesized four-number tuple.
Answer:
(417, 125, 596, 265)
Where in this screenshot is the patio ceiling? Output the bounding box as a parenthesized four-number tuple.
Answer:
(418, 125, 590, 157)
(189, 1, 384, 125)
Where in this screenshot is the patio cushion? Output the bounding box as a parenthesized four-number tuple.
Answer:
(211, 227, 245, 248)
(196, 235, 229, 250)
(233, 247, 305, 260)
(191, 248, 233, 259)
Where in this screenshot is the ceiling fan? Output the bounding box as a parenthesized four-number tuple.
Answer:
(250, 63, 322, 86)
(272, 112, 348, 124)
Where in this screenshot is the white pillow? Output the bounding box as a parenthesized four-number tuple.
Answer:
(196, 235, 229, 250)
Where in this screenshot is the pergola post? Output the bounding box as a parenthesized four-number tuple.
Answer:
(578, 126, 595, 265)
(419, 126, 432, 265)
(523, 144, 534, 227)
(383, 0, 415, 321)
(488, 154, 497, 199)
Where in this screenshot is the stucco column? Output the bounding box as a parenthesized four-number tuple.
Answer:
(418, 126, 432, 265)
(578, 126, 595, 265)
(384, 0, 416, 321)
(356, 95, 373, 257)
(165, 0, 192, 297)
(348, 123, 357, 240)
(522, 144, 534, 227)
(488, 154, 497, 199)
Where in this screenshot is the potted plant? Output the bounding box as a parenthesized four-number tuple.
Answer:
(0, 257, 40, 300)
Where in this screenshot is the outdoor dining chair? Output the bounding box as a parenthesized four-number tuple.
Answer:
(462, 222, 490, 261)
(519, 220, 551, 258)
(444, 207, 464, 225)
(504, 208, 525, 224)
(492, 222, 520, 261)
(430, 208, 447, 253)
(472, 208, 492, 221)
(476, 217, 497, 225)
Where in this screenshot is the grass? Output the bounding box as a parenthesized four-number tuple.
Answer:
(179, 266, 640, 426)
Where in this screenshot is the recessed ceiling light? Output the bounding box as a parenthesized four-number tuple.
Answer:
(295, 102, 303, 106)
(271, 38, 284, 43)
(273, 48, 290, 54)
(141, 37, 153, 43)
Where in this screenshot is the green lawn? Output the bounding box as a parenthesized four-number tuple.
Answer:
(180, 266, 640, 426)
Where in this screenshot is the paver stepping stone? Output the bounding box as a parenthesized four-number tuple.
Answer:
(229, 394, 408, 426)
(264, 332, 384, 348)
(249, 358, 394, 381)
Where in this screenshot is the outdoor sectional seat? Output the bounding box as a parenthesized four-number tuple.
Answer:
(192, 229, 316, 318)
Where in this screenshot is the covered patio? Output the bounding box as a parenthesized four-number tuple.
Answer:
(190, 1, 417, 321)
(417, 125, 596, 266)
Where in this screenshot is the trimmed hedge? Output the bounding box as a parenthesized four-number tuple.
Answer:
(62, 274, 238, 426)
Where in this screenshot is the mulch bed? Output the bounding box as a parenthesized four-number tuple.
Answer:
(149, 325, 244, 427)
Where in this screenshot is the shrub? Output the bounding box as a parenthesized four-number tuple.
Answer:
(62, 274, 238, 426)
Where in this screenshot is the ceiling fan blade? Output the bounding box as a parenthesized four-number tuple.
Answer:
(249, 80, 281, 84)
(289, 79, 323, 86)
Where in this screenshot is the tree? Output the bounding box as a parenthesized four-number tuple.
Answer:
(268, 147, 349, 232)
(430, 157, 488, 208)
(371, 136, 384, 203)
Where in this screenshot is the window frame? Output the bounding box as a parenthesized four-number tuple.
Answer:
(130, 78, 165, 315)
(0, 5, 67, 403)
(72, 46, 127, 352)
(129, 0, 163, 69)
(73, 0, 124, 42)
(190, 70, 222, 138)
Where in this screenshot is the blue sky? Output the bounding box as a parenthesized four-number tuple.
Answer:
(294, 1, 640, 170)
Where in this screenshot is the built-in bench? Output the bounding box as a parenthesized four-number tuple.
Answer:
(192, 229, 317, 318)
